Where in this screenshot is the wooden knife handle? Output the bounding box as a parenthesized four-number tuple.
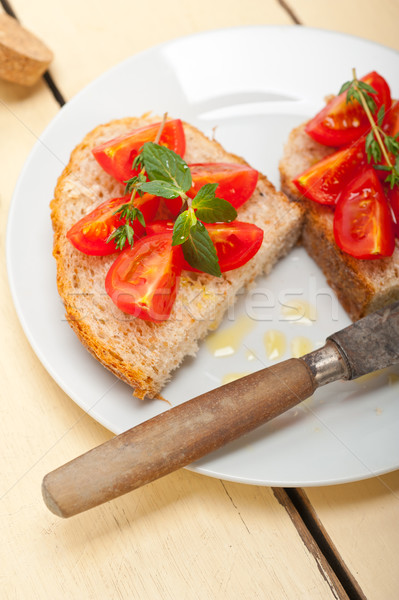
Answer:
(42, 358, 315, 517)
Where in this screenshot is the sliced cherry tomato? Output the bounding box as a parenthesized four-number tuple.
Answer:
(374, 100, 399, 177)
(188, 163, 258, 208)
(293, 138, 367, 205)
(66, 194, 159, 255)
(146, 220, 175, 236)
(92, 119, 186, 183)
(386, 184, 399, 238)
(134, 192, 160, 223)
(306, 72, 392, 147)
(146, 220, 263, 272)
(105, 233, 182, 321)
(165, 162, 258, 216)
(384, 99, 399, 137)
(333, 169, 395, 259)
(196, 221, 263, 272)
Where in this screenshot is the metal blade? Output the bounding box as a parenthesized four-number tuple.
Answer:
(328, 300, 399, 379)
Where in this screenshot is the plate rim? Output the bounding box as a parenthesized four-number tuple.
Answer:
(6, 24, 399, 487)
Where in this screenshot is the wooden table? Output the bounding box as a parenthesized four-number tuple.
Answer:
(1, 1, 398, 598)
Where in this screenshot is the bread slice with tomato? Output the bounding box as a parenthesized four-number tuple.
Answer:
(51, 115, 304, 399)
(279, 71, 399, 322)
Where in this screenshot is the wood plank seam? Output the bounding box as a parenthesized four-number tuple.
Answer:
(273, 488, 352, 599)
(42, 71, 66, 106)
(0, 0, 66, 105)
(266, 5, 368, 597)
(0, 0, 378, 595)
(276, 0, 302, 25)
(0, 0, 17, 19)
(281, 488, 367, 600)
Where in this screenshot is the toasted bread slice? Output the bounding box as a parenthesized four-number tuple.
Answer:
(51, 115, 304, 398)
(279, 122, 399, 321)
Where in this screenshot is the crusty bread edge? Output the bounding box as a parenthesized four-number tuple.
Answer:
(51, 116, 304, 398)
(279, 122, 399, 321)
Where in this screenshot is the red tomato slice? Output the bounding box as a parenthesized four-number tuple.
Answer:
(92, 119, 186, 183)
(146, 220, 264, 272)
(305, 72, 392, 147)
(165, 162, 258, 216)
(333, 169, 395, 259)
(384, 99, 399, 137)
(293, 138, 367, 205)
(105, 233, 182, 321)
(134, 192, 160, 223)
(66, 194, 159, 255)
(374, 100, 399, 177)
(386, 184, 399, 238)
(196, 221, 263, 272)
(146, 220, 175, 236)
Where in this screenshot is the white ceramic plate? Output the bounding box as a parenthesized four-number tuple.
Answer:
(7, 26, 399, 486)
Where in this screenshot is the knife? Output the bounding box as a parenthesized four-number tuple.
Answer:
(42, 301, 399, 518)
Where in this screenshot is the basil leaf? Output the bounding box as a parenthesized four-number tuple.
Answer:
(138, 180, 181, 199)
(195, 197, 237, 223)
(191, 183, 219, 206)
(192, 183, 237, 223)
(182, 221, 221, 277)
(142, 142, 192, 192)
(172, 209, 197, 246)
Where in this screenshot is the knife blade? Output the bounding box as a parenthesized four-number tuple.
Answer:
(42, 301, 399, 518)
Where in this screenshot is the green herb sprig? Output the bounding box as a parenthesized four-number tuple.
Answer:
(106, 164, 146, 250)
(107, 117, 167, 251)
(137, 142, 237, 277)
(107, 204, 146, 250)
(339, 68, 399, 189)
(106, 116, 238, 276)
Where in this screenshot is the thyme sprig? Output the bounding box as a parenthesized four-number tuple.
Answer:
(106, 115, 237, 276)
(107, 204, 146, 250)
(339, 68, 399, 189)
(107, 116, 168, 250)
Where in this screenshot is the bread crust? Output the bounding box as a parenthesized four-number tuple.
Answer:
(279, 123, 399, 321)
(51, 115, 304, 398)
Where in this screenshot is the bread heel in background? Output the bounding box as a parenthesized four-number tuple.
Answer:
(279, 70, 399, 321)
